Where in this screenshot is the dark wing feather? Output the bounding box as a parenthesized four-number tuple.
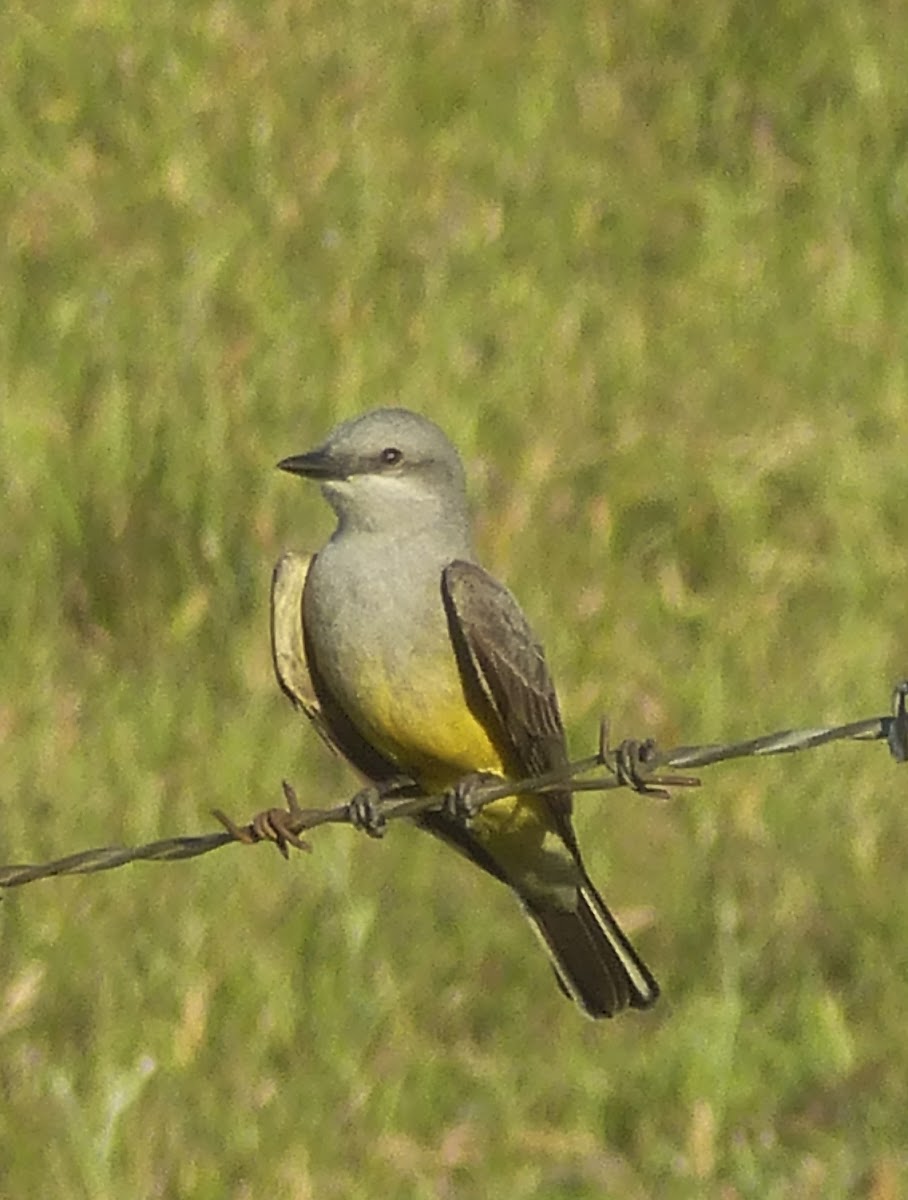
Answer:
(443, 560, 660, 1016)
(441, 559, 577, 846)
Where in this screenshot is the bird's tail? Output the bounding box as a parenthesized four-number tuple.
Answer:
(521, 874, 659, 1019)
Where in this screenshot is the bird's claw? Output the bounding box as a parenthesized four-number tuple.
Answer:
(443, 771, 500, 823)
(347, 786, 388, 838)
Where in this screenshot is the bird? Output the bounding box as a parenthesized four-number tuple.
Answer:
(271, 408, 658, 1018)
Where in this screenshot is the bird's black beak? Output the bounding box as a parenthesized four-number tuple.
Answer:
(277, 448, 342, 479)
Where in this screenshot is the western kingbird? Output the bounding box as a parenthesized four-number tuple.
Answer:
(274, 408, 658, 1018)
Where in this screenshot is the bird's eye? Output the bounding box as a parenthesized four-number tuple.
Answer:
(380, 446, 403, 466)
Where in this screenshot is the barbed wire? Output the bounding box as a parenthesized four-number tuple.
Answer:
(1, 682, 905, 891)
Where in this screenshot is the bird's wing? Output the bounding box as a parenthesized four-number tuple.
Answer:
(272, 550, 402, 783)
(270, 552, 339, 753)
(280, 552, 405, 784)
(442, 562, 659, 1016)
(441, 559, 574, 834)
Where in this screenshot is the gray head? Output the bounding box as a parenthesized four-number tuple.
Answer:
(279, 408, 472, 540)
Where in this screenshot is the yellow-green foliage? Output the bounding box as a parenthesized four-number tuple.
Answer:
(2, 2, 906, 1196)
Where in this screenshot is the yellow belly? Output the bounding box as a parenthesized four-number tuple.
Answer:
(341, 659, 563, 865)
(344, 658, 503, 783)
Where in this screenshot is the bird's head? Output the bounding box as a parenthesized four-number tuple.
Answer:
(279, 408, 471, 538)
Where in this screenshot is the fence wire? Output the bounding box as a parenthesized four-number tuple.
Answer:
(1, 682, 905, 890)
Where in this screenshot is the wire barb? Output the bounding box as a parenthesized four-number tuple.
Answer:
(213, 781, 312, 858)
(1, 682, 905, 890)
(597, 716, 699, 798)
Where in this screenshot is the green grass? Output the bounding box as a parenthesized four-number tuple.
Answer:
(2, 1, 907, 1195)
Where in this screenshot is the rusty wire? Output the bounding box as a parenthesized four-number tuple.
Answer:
(1, 682, 905, 891)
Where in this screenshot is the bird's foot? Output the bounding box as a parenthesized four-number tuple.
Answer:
(347, 785, 388, 839)
(346, 776, 419, 838)
(442, 771, 502, 824)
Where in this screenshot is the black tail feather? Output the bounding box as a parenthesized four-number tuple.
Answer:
(522, 875, 659, 1019)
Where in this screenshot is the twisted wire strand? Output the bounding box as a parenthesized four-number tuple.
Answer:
(1, 682, 904, 890)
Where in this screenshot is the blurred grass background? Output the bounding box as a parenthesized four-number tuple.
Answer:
(1, 0, 907, 1196)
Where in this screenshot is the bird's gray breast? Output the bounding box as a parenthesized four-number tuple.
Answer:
(302, 530, 465, 720)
